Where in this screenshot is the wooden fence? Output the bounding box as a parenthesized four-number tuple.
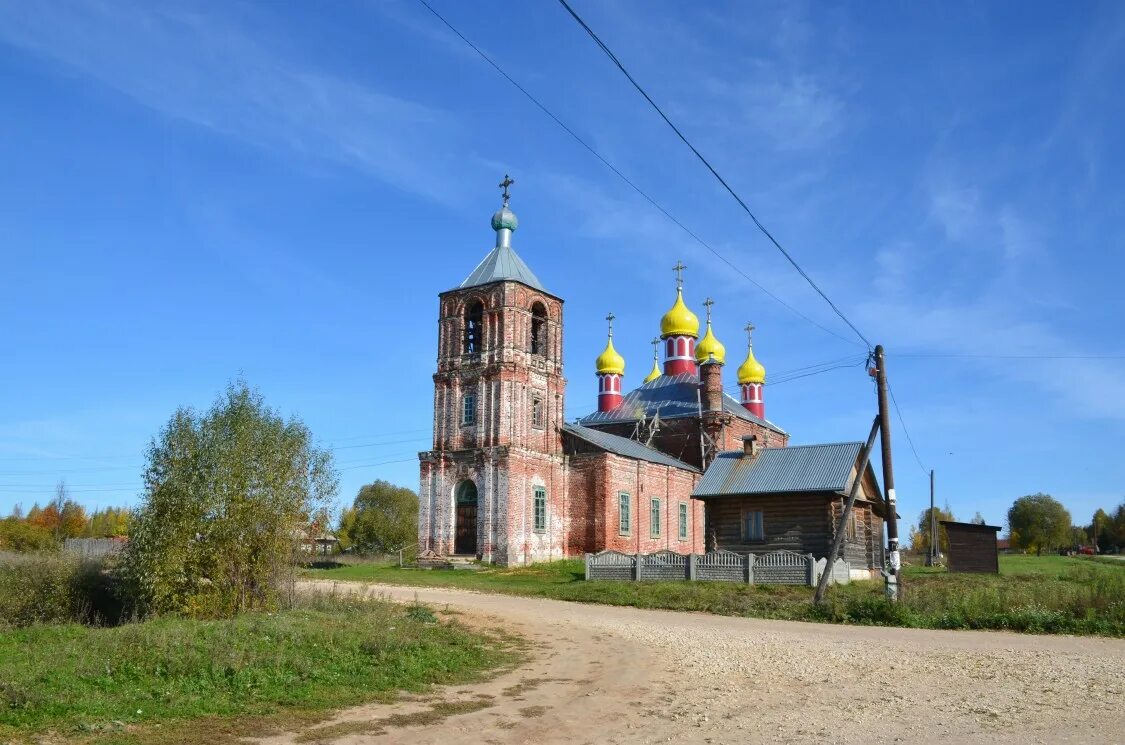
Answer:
(585, 549, 850, 586)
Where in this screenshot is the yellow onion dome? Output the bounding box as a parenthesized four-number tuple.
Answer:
(737, 346, 766, 384)
(595, 337, 626, 376)
(660, 289, 700, 338)
(694, 321, 727, 365)
(643, 357, 661, 383)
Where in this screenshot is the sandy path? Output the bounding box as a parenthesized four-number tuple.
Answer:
(257, 581, 1124, 745)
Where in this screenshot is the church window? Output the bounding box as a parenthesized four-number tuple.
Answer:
(461, 394, 476, 426)
(464, 301, 484, 354)
(678, 503, 689, 540)
(530, 303, 547, 356)
(618, 492, 631, 535)
(742, 510, 764, 542)
(650, 498, 661, 537)
(531, 395, 544, 428)
(533, 487, 547, 533)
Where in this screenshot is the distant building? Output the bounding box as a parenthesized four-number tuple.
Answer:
(417, 178, 885, 573)
(940, 520, 1001, 573)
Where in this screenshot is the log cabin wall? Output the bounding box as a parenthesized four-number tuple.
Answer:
(704, 492, 835, 558)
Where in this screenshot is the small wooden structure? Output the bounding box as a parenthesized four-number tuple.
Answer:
(940, 520, 1001, 573)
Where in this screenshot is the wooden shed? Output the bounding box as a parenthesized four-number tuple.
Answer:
(939, 520, 1001, 573)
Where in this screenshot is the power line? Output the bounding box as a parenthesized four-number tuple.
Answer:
(413, 0, 860, 347)
(554, 0, 873, 351)
(887, 382, 927, 476)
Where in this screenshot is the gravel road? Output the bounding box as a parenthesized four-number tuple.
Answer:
(261, 582, 1124, 745)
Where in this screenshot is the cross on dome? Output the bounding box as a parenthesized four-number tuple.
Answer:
(744, 321, 756, 346)
(703, 297, 715, 322)
(606, 312, 616, 336)
(672, 261, 687, 290)
(499, 174, 514, 206)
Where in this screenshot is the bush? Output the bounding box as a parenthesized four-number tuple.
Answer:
(0, 553, 123, 628)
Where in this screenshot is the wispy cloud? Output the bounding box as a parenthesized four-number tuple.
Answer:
(704, 70, 847, 151)
(0, 1, 471, 204)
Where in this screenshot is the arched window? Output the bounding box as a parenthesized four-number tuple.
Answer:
(455, 480, 478, 505)
(530, 302, 547, 355)
(464, 301, 484, 354)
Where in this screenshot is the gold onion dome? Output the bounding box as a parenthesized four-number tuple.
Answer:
(737, 323, 766, 383)
(595, 313, 625, 375)
(695, 321, 726, 365)
(643, 337, 661, 383)
(660, 289, 700, 338)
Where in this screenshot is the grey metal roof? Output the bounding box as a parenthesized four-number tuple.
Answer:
(577, 372, 786, 434)
(563, 423, 699, 472)
(459, 244, 546, 292)
(692, 442, 871, 497)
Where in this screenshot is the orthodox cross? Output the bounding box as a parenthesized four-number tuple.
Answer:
(672, 261, 687, 290)
(703, 297, 715, 323)
(499, 174, 515, 206)
(744, 321, 756, 347)
(650, 336, 660, 359)
(606, 312, 616, 336)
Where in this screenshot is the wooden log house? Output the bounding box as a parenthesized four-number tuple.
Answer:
(692, 437, 887, 579)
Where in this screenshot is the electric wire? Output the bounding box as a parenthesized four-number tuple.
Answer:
(887, 382, 927, 476)
(554, 0, 873, 351)
(413, 0, 859, 347)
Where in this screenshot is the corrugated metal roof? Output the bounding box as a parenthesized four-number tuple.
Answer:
(577, 372, 786, 434)
(692, 442, 867, 497)
(563, 423, 699, 472)
(459, 244, 546, 292)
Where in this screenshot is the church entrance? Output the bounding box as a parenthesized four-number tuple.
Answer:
(454, 480, 478, 555)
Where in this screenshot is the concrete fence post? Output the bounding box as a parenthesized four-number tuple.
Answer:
(746, 553, 755, 584)
(807, 553, 816, 587)
(635, 553, 643, 581)
(687, 553, 697, 581)
(585, 553, 591, 581)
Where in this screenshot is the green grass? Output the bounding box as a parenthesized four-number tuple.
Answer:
(0, 596, 517, 743)
(304, 554, 1125, 636)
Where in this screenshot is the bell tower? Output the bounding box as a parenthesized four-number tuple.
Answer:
(418, 176, 568, 565)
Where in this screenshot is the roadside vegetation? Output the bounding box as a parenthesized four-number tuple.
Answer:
(0, 586, 515, 743)
(304, 553, 1125, 637)
(0, 382, 513, 744)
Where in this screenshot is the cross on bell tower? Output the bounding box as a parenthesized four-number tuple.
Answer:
(499, 174, 514, 206)
(673, 261, 687, 290)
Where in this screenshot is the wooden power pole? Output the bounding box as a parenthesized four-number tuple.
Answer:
(873, 345, 903, 601)
(928, 469, 937, 567)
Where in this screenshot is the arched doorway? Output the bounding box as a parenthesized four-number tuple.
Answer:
(454, 480, 478, 555)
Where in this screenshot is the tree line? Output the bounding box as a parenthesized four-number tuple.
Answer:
(909, 493, 1125, 556)
(1, 487, 130, 552)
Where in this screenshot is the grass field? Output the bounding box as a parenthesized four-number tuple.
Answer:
(303, 554, 1125, 636)
(0, 595, 517, 744)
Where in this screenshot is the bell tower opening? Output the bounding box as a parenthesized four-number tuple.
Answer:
(531, 302, 547, 355)
(464, 301, 484, 355)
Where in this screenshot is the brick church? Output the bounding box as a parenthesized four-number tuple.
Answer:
(418, 178, 887, 571)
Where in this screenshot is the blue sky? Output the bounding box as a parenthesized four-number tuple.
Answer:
(1, 0, 1123, 533)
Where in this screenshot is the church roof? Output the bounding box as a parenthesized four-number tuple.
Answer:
(459, 244, 546, 292)
(577, 372, 786, 434)
(693, 441, 874, 498)
(562, 423, 699, 472)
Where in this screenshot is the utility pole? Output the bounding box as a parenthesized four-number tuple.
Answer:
(873, 345, 903, 601)
(928, 469, 937, 567)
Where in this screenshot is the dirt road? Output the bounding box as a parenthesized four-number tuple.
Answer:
(261, 582, 1124, 745)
